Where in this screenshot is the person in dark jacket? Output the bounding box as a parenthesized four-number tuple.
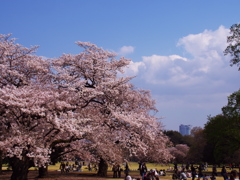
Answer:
(191, 164, 197, 180)
(221, 166, 228, 180)
(139, 162, 148, 180)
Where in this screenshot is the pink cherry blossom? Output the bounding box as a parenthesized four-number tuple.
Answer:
(0, 34, 172, 179)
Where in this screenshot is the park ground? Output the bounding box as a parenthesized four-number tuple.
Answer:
(0, 162, 234, 180)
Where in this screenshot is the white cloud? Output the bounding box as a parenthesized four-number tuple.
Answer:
(123, 61, 145, 77)
(118, 46, 134, 56)
(140, 54, 190, 85)
(130, 26, 236, 89)
(169, 55, 188, 61)
(177, 25, 229, 58)
(126, 26, 239, 130)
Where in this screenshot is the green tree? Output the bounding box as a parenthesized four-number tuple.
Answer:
(224, 23, 240, 71)
(204, 90, 240, 164)
(222, 90, 240, 118)
(164, 130, 191, 146)
(222, 90, 240, 163)
(204, 115, 231, 163)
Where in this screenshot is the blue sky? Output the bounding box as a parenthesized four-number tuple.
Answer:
(1, 0, 240, 131)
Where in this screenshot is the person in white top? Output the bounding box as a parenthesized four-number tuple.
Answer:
(180, 171, 187, 180)
(125, 172, 132, 180)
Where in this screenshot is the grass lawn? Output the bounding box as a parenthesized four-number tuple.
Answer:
(1, 163, 237, 180)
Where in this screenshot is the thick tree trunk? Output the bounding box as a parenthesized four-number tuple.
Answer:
(9, 155, 32, 180)
(0, 150, 2, 174)
(38, 165, 48, 178)
(97, 158, 108, 177)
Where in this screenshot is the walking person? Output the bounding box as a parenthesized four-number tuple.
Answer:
(205, 162, 208, 171)
(198, 165, 203, 180)
(65, 162, 70, 173)
(174, 162, 178, 171)
(125, 162, 130, 175)
(140, 162, 148, 180)
(88, 163, 92, 171)
(60, 162, 66, 174)
(112, 163, 118, 178)
(212, 165, 218, 176)
(221, 166, 228, 180)
(186, 163, 190, 171)
(191, 164, 197, 180)
(117, 164, 122, 178)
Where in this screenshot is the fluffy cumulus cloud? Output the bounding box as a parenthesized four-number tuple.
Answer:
(123, 61, 145, 77)
(135, 26, 234, 87)
(124, 26, 239, 130)
(118, 46, 135, 56)
(140, 54, 191, 85)
(177, 25, 229, 58)
(129, 25, 239, 91)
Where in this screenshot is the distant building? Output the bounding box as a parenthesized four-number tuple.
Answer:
(179, 124, 191, 136)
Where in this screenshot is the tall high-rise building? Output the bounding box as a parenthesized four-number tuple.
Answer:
(179, 124, 191, 136)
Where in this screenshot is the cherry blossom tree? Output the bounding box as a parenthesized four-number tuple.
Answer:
(169, 144, 189, 163)
(0, 35, 55, 179)
(51, 41, 173, 176)
(0, 34, 172, 179)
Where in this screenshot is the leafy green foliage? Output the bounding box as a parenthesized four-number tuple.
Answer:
(204, 115, 231, 163)
(204, 91, 240, 164)
(164, 130, 192, 146)
(222, 90, 240, 118)
(224, 23, 240, 71)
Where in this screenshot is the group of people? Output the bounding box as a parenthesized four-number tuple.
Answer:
(59, 161, 99, 174)
(172, 163, 206, 180)
(172, 163, 240, 180)
(61, 161, 240, 180)
(138, 162, 167, 180)
(59, 161, 83, 173)
(115, 162, 165, 180)
(112, 163, 123, 178)
(221, 166, 240, 180)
